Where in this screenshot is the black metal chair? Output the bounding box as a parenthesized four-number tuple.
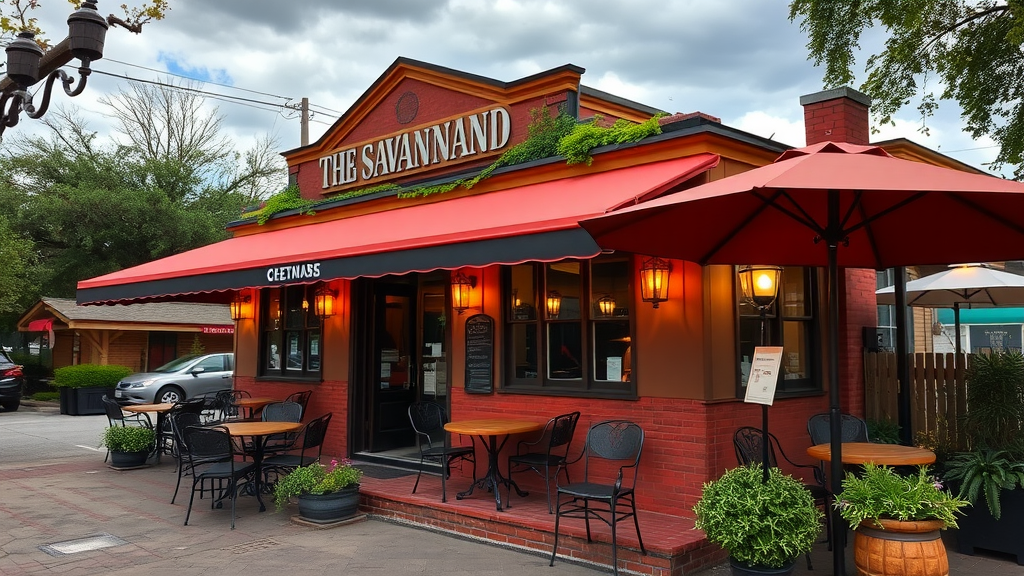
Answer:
(284, 390, 313, 414)
(507, 411, 580, 513)
(806, 412, 870, 445)
(733, 426, 830, 563)
(208, 390, 241, 422)
(101, 395, 151, 463)
(407, 402, 476, 503)
(550, 420, 645, 576)
(169, 411, 203, 504)
(182, 424, 256, 530)
(262, 412, 333, 484)
(262, 401, 303, 423)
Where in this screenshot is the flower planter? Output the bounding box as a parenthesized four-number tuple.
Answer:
(296, 485, 360, 523)
(109, 450, 149, 468)
(854, 518, 948, 576)
(955, 487, 1024, 565)
(729, 556, 796, 576)
(59, 386, 115, 415)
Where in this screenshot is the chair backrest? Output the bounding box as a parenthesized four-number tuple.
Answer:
(231, 390, 252, 399)
(297, 412, 333, 461)
(580, 420, 644, 491)
(806, 413, 869, 445)
(285, 390, 313, 412)
(733, 426, 779, 468)
(212, 390, 239, 420)
(101, 395, 126, 426)
(548, 411, 582, 453)
(262, 401, 303, 423)
(170, 411, 203, 453)
(408, 402, 446, 450)
(171, 398, 206, 415)
(183, 425, 233, 462)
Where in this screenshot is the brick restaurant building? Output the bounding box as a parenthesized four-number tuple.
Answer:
(77, 59, 939, 518)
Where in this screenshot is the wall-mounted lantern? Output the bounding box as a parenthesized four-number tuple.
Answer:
(314, 284, 338, 318)
(639, 257, 671, 308)
(451, 271, 476, 314)
(229, 291, 253, 321)
(546, 290, 562, 318)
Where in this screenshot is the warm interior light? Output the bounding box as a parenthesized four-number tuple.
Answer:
(314, 284, 338, 318)
(546, 291, 562, 318)
(451, 271, 476, 314)
(738, 265, 783, 310)
(598, 295, 616, 316)
(639, 257, 671, 308)
(229, 291, 253, 321)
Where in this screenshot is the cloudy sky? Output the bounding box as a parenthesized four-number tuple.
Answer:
(14, 0, 1006, 176)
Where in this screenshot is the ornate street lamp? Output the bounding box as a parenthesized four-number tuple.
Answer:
(0, 1, 109, 138)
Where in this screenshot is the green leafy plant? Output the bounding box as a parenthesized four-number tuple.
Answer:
(836, 463, 968, 529)
(866, 418, 900, 444)
(273, 459, 363, 510)
(556, 114, 664, 165)
(964, 350, 1024, 452)
(53, 364, 133, 388)
(101, 426, 156, 453)
(693, 464, 822, 569)
(945, 450, 1024, 520)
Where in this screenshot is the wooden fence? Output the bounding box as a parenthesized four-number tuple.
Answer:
(863, 352, 969, 450)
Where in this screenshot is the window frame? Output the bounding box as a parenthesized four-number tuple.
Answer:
(735, 266, 821, 398)
(501, 256, 636, 398)
(257, 284, 323, 381)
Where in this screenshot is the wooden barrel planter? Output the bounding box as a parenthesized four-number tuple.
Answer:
(854, 519, 948, 576)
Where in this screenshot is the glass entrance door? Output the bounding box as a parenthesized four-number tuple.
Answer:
(369, 283, 417, 452)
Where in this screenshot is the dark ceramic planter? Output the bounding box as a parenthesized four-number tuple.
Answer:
(296, 485, 360, 523)
(109, 450, 149, 468)
(729, 556, 796, 576)
(955, 487, 1024, 565)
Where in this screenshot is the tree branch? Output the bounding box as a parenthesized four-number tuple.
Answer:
(921, 4, 1009, 52)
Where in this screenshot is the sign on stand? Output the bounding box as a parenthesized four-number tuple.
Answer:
(743, 346, 783, 406)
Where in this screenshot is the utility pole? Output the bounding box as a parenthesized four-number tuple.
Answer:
(300, 97, 309, 146)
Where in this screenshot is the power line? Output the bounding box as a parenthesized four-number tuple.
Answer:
(103, 57, 294, 101)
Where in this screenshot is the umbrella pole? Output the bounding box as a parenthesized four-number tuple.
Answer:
(827, 193, 847, 576)
(760, 309, 770, 484)
(895, 267, 913, 446)
(954, 302, 962, 374)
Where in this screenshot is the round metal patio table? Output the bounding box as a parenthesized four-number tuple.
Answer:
(444, 418, 543, 512)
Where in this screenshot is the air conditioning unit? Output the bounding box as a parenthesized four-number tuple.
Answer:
(863, 326, 894, 351)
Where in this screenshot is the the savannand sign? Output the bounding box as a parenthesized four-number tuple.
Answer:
(318, 106, 512, 190)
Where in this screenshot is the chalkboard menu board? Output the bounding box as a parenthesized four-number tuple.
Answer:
(464, 313, 494, 394)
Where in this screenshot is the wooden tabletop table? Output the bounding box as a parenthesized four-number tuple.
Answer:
(217, 421, 303, 511)
(122, 403, 177, 462)
(232, 397, 278, 420)
(806, 442, 936, 466)
(444, 418, 543, 511)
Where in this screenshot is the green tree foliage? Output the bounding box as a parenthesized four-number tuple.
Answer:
(0, 83, 285, 329)
(789, 0, 1024, 179)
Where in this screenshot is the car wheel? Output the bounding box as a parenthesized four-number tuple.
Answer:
(156, 386, 185, 404)
(1, 400, 19, 411)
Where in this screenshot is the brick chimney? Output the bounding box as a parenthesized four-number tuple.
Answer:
(799, 87, 872, 145)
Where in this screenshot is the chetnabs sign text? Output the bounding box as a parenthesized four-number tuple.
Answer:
(267, 263, 321, 283)
(318, 106, 511, 190)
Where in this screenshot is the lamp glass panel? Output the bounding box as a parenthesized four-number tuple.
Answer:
(547, 322, 583, 380)
(591, 258, 629, 318)
(546, 261, 580, 320)
(510, 323, 538, 379)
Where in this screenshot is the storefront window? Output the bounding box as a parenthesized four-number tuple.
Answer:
(504, 255, 634, 396)
(260, 285, 322, 380)
(737, 266, 819, 396)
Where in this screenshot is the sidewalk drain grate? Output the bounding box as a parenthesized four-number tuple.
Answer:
(39, 533, 128, 557)
(224, 538, 281, 554)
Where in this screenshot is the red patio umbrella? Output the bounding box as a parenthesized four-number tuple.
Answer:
(580, 141, 1024, 575)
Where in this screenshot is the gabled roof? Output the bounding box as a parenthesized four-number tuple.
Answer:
(17, 297, 232, 330)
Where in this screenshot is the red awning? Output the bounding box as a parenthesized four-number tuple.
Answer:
(77, 154, 719, 304)
(27, 319, 52, 332)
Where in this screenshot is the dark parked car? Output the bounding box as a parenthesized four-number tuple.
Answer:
(0, 350, 24, 411)
(114, 352, 234, 405)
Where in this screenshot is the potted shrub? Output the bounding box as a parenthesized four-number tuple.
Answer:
(273, 459, 363, 523)
(102, 426, 155, 468)
(693, 464, 822, 575)
(946, 350, 1024, 564)
(53, 364, 133, 415)
(835, 463, 968, 576)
